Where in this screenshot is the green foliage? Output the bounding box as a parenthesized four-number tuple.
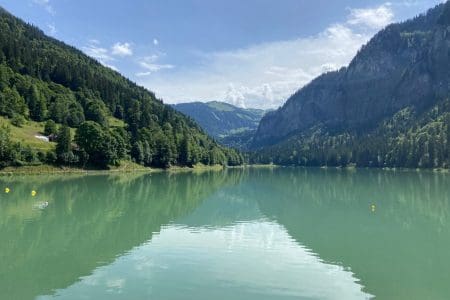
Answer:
(173, 101, 266, 150)
(66, 102, 85, 127)
(26, 84, 46, 121)
(75, 121, 128, 168)
(85, 100, 108, 127)
(56, 124, 76, 164)
(252, 100, 450, 169)
(178, 133, 192, 166)
(0, 124, 11, 163)
(11, 113, 25, 127)
(0, 124, 45, 167)
(0, 8, 242, 169)
(0, 86, 27, 117)
(44, 119, 57, 136)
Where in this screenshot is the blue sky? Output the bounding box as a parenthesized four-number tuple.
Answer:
(0, 0, 445, 108)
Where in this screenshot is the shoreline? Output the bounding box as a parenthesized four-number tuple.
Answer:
(0, 162, 448, 176)
(0, 162, 226, 176)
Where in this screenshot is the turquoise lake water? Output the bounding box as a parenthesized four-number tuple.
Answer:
(1, 168, 449, 299)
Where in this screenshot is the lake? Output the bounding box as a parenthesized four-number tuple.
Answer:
(1, 168, 449, 300)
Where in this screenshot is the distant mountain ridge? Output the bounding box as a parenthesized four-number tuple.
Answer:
(173, 101, 266, 149)
(251, 1, 450, 168)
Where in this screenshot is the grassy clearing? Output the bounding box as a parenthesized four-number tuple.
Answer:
(0, 116, 125, 154)
(108, 116, 126, 128)
(0, 116, 55, 152)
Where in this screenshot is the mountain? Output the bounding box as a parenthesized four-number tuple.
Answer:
(251, 1, 450, 168)
(0, 7, 243, 168)
(173, 101, 266, 149)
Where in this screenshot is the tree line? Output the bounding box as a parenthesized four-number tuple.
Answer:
(251, 100, 450, 169)
(0, 8, 243, 169)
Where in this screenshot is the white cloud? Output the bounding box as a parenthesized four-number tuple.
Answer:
(111, 42, 133, 57)
(82, 41, 118, 71)
(32, 0, 55, 15)
(153, 38, 159, 46)
(135, 55, 174, 76)
(136, 3, 429, 109)
(89, 39, 101, 45)
(224, 84, 246, 108)
(105, 64, 119, 72)
(83, 40, 136, 71)
(137, 22, 369, 109)
(83, 44, 113, 62)
(347, 4, 394, 29)
(47, 23, 57, 36)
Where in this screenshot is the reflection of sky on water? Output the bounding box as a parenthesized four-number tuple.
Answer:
(39, 222, 371, 300)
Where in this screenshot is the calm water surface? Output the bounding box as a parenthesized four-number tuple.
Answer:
(1, 168, 449, 300)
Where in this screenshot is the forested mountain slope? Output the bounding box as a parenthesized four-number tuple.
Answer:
(251, 1, 450, 168)
(173, 101, 265, 138)
(0, 7, 243, 168)
(173, 101, 266, 150)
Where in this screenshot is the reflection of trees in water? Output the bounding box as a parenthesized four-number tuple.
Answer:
(251, 168, 450, 228)
(1, 168, 447, 300)
(251, 168, 450, 300)
(0, 170, 243, 300)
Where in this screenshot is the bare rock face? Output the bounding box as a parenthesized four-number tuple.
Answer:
(252, 2, 450, 149)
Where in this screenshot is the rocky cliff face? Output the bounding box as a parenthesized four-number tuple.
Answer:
(253, 2, 450, 148)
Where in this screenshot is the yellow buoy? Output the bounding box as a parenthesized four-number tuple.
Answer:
(31, 190, 37, 197)
(5, 187, 10, 193)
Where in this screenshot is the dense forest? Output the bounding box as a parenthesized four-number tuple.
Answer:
(251, 1, 450, 169)
(251, 100, 450, 168)
(0, 7, 243, 169)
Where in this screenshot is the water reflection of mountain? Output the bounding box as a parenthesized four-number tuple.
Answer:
(0, 171, 242, 300)
(39, 172, 370, 300)
(252, 168, 450, 300)
(177, 186, 263, 228)
(2, 168, 449, 300)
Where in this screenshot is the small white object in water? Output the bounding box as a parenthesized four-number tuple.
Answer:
(34, 201, 49, 210)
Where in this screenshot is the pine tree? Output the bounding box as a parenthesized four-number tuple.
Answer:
(179, 133, 191, 166)
(44, 119, 57, 136)
(131, 141, 144, 164)
(56, 124, 74, 164)
(27, 85, 46, 121)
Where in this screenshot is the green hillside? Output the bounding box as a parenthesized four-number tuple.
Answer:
(0, 7, 243, 169)
(173, 101, 266, 150)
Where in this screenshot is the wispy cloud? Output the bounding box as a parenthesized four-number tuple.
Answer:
(83, 44, 113, 63)
(347, 3, 394, 29)
(111, 42, 133, 57)
(137, 21, 370, 109)
(82, 40, 137, 71)
(47, 23, 57, 36)
(82, 41, 118, 71)
(135, 55, 174, 76)
(135, 3, 404, 109)
(32, 0, 55, 15)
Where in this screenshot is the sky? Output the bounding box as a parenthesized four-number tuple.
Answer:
(0, 0, 446, 109)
